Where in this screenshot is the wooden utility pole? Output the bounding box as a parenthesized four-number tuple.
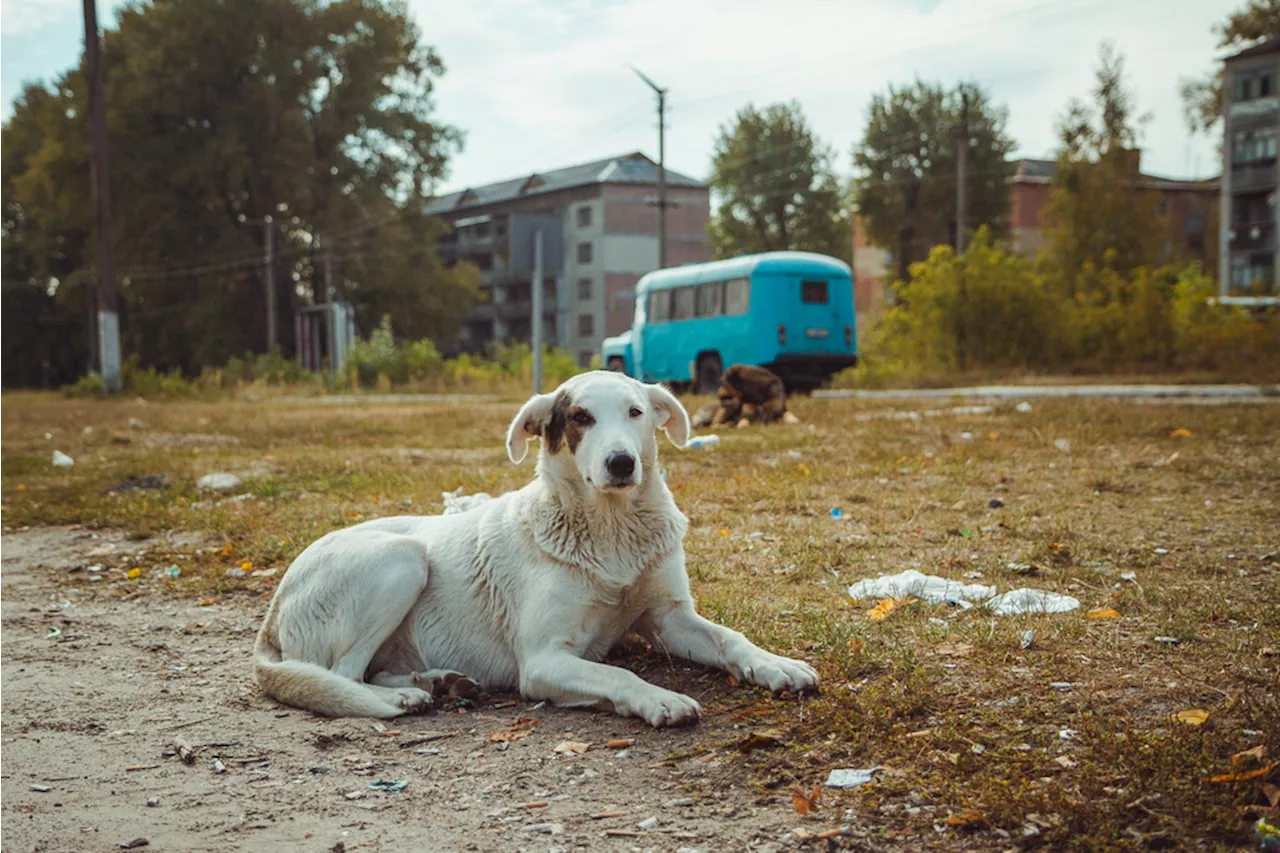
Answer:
(83, 0, 122, 392)
(531, 230, 544, 394)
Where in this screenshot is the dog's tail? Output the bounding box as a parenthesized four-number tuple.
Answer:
(252, 619, 404, 719)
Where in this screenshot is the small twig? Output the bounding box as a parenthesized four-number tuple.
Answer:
(164, 715, 219, 732)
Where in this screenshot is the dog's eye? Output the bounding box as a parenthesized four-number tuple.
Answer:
(572, 409, 592, 425)
(628, 407, 643, 419)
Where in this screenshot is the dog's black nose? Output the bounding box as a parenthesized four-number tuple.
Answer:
(606, 453, 636, 479)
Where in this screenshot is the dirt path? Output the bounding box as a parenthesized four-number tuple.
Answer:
(1, 526, 901, 853)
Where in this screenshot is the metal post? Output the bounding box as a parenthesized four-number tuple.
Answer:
(82, 0, 121, 393)
(631, 67, 668, 269)
(532, 230, 544, 393)
(265, 218, 277, 351)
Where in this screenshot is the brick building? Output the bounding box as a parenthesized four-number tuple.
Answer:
(425, 152, 710, 364)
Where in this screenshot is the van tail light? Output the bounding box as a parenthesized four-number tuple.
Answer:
(778, 324, 787, 347)
(844, 325, 852, 348)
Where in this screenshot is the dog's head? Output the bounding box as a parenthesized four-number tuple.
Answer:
(506, 371, 690, 492)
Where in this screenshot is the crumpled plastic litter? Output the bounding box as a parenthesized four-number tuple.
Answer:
(367, 778, 408, 792)
(52, 450, 75, 468)
(847, 569, 996, 608)
(825, 767, 883, 788)
(441, 487, 493, 515)
(848, 570, 1081, 616)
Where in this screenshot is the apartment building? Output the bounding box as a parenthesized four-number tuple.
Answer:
(1220, 37, 1280, 304)
(426, 152, 711, 364)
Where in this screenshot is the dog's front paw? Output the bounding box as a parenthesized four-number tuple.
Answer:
(742, 654, 820, 694)
(627, 689, 701, 728)
(394, 687, 434, 714)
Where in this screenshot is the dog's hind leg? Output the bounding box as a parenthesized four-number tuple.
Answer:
(370, 669, 482, 702)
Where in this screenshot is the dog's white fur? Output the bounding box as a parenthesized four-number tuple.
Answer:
(253, 371, 819, 726)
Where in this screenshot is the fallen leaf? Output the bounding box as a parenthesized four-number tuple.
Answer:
(490, 729, 533, 744)
(198, 597, 216, 606)
(736, 730, 786, 753)
(847, 638, 866, 655)
(791, 783, 821, 816)
(725, 674, 740, 688)
(946, 809, 987, 829)
(1262, 782, 1280, 808)
(220, 542, 233, 557)
(1170, 428, 1192, 438)
(936, 642, 974, 658)
(239, 560, 252, 571)
(1233, 745, 1268, 765)
(553, 740, 590, 755)
(1206, 762, 1278, 784)
(1173, 709, 1210, 726)
(867, 597, 917, 622)
(1087, 607, 1121, 620)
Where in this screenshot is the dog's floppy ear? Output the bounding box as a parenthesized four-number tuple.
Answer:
(506, 392, 555, 464)
(646, 383, 691, 449)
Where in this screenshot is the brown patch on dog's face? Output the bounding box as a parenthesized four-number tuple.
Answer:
(544, 391, 595, 454)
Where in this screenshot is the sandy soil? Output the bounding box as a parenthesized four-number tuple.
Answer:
(1, 526, 893, 853)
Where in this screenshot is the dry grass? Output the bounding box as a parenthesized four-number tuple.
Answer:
(3, 389, 1278, 850)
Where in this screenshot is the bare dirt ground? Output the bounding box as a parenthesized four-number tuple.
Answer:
(2, 527, 884, 853)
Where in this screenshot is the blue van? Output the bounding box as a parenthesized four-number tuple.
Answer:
(601, 251, 857, 393)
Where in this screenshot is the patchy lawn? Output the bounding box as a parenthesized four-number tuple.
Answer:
(3, 390, 1277, 850)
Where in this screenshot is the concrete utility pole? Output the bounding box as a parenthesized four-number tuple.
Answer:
(82, 0, 122, 393)
(956, 90, 969, 253)
(265, 218, 277, 351)
(631, 67, 668, 269)
(531, 230, 544, 394)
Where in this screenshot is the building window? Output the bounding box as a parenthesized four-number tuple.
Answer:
(578, 313, 594, 336)
(577, 242, 593, 264)
(648, 290, 671, 323)
(576, 206, 592, 228)
(578, 278, 592, 300)
(672, 286, 696, 321)
(725, 277, 752, 315)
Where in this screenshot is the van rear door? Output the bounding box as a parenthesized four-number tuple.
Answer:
(781, 276, 843, 355)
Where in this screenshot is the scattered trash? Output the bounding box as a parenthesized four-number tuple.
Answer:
(1020, 630, 1035, 649)
(986, 589, 1081, 616)
(1256, 817, 1280, 853)
(958, 432, 974, 442)
(212, 758, 226, 774)
(825, 767, 883, 788)
(1170, 428, 1192, 439)
(146, 797, 159, 807)
(175, 738, 197, 765)
(46, 626, 61, 640)
(553, 741, 590, 755)
(1053, 438, 1072, 454)
(1049, 682, 1074, 691)
(791, 783, 822, 816)
(127, 568, 142, 580)
(441, 487, 493, 515)
(1120, 571, 1138, 583)
(197, 473, 241, 491)
(226, 568, 246, 578)
(523, 822, 564, 835)
(368, 778, 408, 792)
(1172, 709, 1210, 727)
(866, 597, 917, 621)
(1086, 607, 1121, 619)
(1153, 636, 1181, 645)
(848, 570, 996, 608)
(1058, 729, 1078, 740)
(606, 739, 632, 749)
(685, 435, 720, 450)
(119, 839, 150, 850)
(52, 450, 75, 468)
(829, 507, 843, 520)
(1015, 401, 1033, 413)
(30, 784, 51, 792)
(971, 744, 986, 755)
(664, 797, 695, 807)
(988, 497, 1005, 508)
(1005, 562, 1038, 576)
(344, 790, 364, 801)
(1055, 755, 1078, 769)
(164, 565, 181, 579)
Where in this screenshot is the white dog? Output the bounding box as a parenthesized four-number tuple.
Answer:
(253, 371, 818, 726)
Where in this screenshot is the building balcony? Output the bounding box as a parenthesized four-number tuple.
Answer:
(1228, 220, 1276, 252)
(1231, 161, 1278, 193)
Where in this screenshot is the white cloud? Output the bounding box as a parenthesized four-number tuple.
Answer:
(1, 0, 77, 36)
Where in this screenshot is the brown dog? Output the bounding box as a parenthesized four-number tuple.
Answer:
(690, 364, 798, 429)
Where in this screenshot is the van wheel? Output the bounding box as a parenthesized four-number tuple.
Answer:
(607, 357, 626, 374)
(695, 354, 723, 395)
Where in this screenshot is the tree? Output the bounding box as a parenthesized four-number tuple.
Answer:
(2, 0, 476, 384)
(707, 101, 850, 261)
(1041, 43, 1166, 289)
(1180, 0, 1280, 136)
(853, 80, 1015, 283)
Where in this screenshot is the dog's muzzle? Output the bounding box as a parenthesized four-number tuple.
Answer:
(604, 452, 637, 487)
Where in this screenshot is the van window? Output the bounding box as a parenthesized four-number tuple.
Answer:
(725, 277, 751, 315)
(697, 281, 724, 317)
(673, 286, 696, 321)
(801, 280, 828, 304)
(648, 290, 671, 323)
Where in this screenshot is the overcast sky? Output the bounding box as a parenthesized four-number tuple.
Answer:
(2, 0, 1228, 192)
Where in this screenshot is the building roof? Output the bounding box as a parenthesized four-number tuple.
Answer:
(426, 152, 705, 215)
(1010, 157, 1219, 191)
(1224, 36, 1280, 63)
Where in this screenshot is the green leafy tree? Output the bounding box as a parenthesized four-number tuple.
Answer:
(2, 0, 475, 383)
(853, 80, 1015, 283)
(707, 101, 850, 261)
(1041, 43, 1167, 289)
(1180, 0, 1280, 136)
